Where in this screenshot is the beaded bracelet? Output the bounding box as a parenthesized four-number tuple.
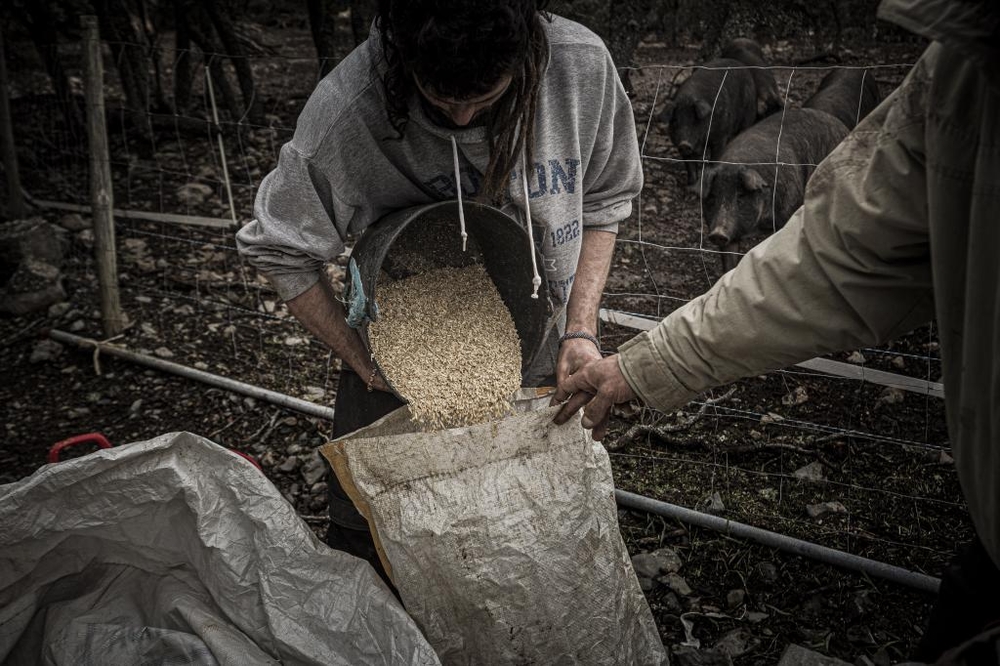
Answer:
(559, 330, 601, 349)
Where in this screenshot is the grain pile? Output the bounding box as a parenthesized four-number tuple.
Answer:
(368, 264, 522, 430)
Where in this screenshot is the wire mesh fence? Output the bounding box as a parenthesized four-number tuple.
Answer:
(6, 16, 965, 588)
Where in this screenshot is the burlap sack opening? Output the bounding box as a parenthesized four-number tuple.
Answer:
(320, 389, 668, 665)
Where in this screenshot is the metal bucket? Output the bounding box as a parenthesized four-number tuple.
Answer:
(346, 201, 552, 397)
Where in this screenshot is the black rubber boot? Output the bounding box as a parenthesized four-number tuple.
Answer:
(324, 368, 404, 592)
(914, 535, 1000, 663)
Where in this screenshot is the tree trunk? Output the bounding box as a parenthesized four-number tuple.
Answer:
(23, 4, 84, 136)
(176, 0, 244, 122)
(136, 0, 169, 112)
(204, 0, 264, 124)
(308, 0, 342, 79)
(350, 0, 374, 46)
(173, 1, 195, 113)
(92, 0, 155, 151)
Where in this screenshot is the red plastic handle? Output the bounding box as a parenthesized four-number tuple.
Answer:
(48, 433, 113, 463)
(229, 449, 263, 472)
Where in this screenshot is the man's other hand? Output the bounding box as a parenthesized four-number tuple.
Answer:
(551, 354, 637, 441)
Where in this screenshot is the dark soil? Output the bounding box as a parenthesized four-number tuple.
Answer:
(1, 8, 967, 665)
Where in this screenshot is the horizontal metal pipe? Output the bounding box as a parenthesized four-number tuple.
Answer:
(49, 329, 336, 421)
(615, 489, 941, 595)
(599, 308, 945, 398)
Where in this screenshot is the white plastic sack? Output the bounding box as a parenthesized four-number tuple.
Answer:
(0, 432, 440, 666)
(323, 392, 668, 665)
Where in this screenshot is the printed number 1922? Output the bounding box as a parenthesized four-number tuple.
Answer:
(551, 219, 580, 246)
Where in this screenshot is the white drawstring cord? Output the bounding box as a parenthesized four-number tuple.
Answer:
(450, 135, 468, 252)
(520, 149, 542, 300)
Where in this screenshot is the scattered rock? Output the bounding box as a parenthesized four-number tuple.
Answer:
(702, 491, 726, 514)
(663, 572, 692, 596)
(671, 645, 733, 666)
(1, 260, 65, 315)
(781, 386, 809, 406)
(754, 561, 779, 584)
(48, 301, 71, 317)
(714, 628, 755, 659)
(0, 218, 67, 267)
(872, 648, 893, 666)
(760, 412, 784, 424)
(154, 347, 175, 359)
(662, 591, 683, 614)
(177, 182, 215, 206)
(853, 589, 878, 616)
(129, 399, 143, 413)
(301, 451, 327, 486)
(302, 386, 326, 401)
(631, 547, 682, 580)
(806, 501, 847, 519)
(725, 589, 745, 609)
(310, 481, 328, 495)
(846, 351, 867, 364)
(68, 319, 85, 332)
(58, 213, 90, 231)
(778, 644, 851, 666)
(135, 295, 153, 304)
(759, 487, 778, 501)
(793, 461, 826, 483)
(29, 339, 63, 363)
(891, 355, 906, 370)
(278, 455, 300, 473)
(284, 336, 305, 346)
(746, 611, 768, 623)
(878, 387, 905, 405)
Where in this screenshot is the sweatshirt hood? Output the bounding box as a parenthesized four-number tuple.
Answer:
(878, 0, 1000, 90)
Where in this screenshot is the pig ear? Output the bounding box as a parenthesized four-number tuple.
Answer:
(740, 168, 767, 191)
(658, 100, 675, 123)
(695, 100, 712, 120)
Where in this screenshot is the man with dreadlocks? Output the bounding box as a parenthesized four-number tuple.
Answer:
(237, 0, 642, 580)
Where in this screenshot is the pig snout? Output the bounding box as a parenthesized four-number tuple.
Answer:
(708, 226, 733, 248)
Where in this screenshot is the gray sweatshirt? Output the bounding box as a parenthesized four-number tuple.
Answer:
(236, 14, 642, 354)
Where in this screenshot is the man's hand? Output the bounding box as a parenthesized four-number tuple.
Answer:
(551, 353, 637, 441)
(555, 337, 603, 392)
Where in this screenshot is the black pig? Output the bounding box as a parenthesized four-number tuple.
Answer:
(804, 68, 882, 130)
(720, 38, 783, 117)
(660, 58, 759, 185)
(700, 108, 850, 272)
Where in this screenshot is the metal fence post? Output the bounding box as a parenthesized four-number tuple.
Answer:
(82, 15, 123, 336)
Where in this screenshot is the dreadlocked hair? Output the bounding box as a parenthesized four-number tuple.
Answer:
(376, 0, 551, 204)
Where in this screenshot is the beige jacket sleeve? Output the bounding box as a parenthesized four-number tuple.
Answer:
(618, 51, 938, 412)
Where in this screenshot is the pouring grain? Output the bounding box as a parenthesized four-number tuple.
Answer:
(369, 264, 522, 430)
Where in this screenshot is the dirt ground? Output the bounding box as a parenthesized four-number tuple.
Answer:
(1, 7, 969, 664)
